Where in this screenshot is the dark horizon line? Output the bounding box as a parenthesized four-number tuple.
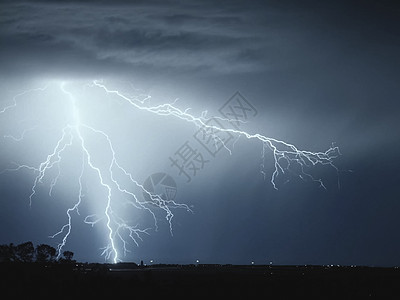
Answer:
(2, 260, 399, 269)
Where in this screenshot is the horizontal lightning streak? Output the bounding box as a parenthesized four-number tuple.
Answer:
(93, 80, 340, 190)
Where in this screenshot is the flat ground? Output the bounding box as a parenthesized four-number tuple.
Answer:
(1, 263, 399, 298)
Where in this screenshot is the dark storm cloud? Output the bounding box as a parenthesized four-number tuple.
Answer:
(0, 0, 275, 76)
(3, 0, 397, 78)
(90, 28, 239, 52)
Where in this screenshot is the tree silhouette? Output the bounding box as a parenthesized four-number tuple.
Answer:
(15, 241, 34, 262)
(0, 243, 15, 262)
(36, 244, 56, 263)
(0, 242, 74, 263)
(62, 250, 74, 262)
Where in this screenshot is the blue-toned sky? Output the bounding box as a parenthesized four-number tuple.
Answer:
(0, 0, 399, 266)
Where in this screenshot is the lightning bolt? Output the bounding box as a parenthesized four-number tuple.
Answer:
(93, 81, 341, 190)
(0, 79, 341, 263)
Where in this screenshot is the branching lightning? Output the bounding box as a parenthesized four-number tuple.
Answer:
(0, 80, 341, 263)
(93, 81, 341, 189)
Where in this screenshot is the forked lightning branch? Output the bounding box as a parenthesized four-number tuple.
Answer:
(0, 80, 341, 263)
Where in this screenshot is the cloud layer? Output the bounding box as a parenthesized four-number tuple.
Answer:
(0, 1, 280, 76)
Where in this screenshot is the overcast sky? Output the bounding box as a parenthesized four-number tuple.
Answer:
(0, 0, 399, 266)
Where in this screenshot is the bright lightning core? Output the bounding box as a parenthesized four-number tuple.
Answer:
(0, 80, 340, 263)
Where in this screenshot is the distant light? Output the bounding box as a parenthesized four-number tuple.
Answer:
(196, 259, 199, 263)
(150, 260, 153, 263)
(251, 261, 254, 265)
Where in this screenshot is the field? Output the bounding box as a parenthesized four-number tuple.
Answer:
(1, 263, 399, 298)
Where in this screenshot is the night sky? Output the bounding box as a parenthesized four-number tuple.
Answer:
(0, 0, 399, 266)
